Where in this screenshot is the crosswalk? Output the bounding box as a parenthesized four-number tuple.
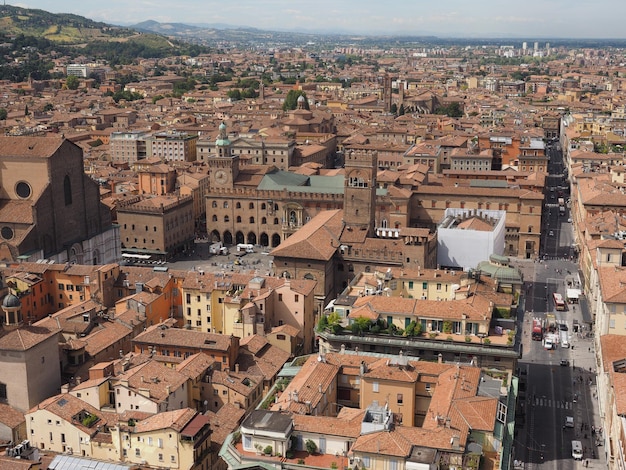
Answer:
(531, 397, 573, 409)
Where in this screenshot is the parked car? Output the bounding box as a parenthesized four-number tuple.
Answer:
(560, 359, 570, 367)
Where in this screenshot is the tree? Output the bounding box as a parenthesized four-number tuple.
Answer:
(227, 89, 241, 101)
(350, 316, 371, 335)
(24, 105, 29, 116)
(66, 75, 79, 90)
(282, 90, 309, 111)
(0, 108, 7, 120)
(305, 439, 317, 455)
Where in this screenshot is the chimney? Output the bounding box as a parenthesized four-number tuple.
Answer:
(166, 385, 171, 395)
(438, 353, 443, 364)
(61, 383, 70, 394)
(75, 376, 81, 385)
(235, 363, 240, 373)
(318, 384, 323, 393)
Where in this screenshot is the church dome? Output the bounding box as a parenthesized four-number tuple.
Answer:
(2, 293, 20, 309)
(219, 122, 227, 131)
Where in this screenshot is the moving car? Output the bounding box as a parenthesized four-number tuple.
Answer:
(565, 416, 574, 428)
(560, 359, 570, 366)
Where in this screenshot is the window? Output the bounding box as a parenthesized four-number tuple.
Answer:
(278, 294, 283, 301)
(294, 294, 299, 302)
(373, 382, 379, 392)
(64, 175, 72, 205)
(496, 401, 507, 423)
(135, 448, 141, 457)
(397, 393, 403, 404)
(362, 456, 370, 468)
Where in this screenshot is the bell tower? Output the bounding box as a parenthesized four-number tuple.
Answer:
(208, 122, 239, 189)
(343, 149, 377, 236)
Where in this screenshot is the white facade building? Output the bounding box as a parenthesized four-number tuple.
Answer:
(436, 208, 506, 270)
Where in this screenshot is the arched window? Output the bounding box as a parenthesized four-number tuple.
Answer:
(304, 273, 315, 280)
(212, 215, 218, 222)
(223, 201, 229, 208)
(236, 216, 242, 223)
(236, 202, 241, 209)
(212, 201, 218, 208)
(249, 202, 254, 209)
(262, 217, 267, 224)
(261, 203, 266, 210)
(274, 218, 279, 225)
(250, 217, 255, 223)
(64, 175, 72, 206)
(224, 216, 230, 222)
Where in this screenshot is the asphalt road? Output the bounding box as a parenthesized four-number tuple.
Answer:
(511, 142, 604, 469)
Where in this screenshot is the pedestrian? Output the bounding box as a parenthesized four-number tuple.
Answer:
(589, 347, 591, 352)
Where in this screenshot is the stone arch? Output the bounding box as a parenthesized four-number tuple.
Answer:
(211, 230, 221, 242)
(281, 271, 291, 279)
(91, 248, 100, 265)
(271, 233, 281, 247)
(304, 273, 315, 280)
(247, 232, 257, 245)
(260, 233, 269, 247)
(235, 231, 245, 245)
(223, 231, 233, 245)
(69, 243, 84, 265)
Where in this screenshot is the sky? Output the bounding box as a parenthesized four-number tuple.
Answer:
(14, 0, 626, 39)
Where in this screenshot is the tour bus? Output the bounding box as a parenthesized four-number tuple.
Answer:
(571, 440, 583, 460)
(553, 292, 566, 311)
(236, 243, 255, 253)
(560, 330, 570, 348)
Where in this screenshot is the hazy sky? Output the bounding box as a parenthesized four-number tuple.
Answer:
(15, 0, 626, 38)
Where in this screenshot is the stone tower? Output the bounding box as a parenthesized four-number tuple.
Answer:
(343, 149, 377, 236)
(208, 122, 239, 189)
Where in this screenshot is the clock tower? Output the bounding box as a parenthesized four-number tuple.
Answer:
(208, 122, 238, 189)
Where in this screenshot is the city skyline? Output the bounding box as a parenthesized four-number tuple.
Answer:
(15, 0, 626, 39)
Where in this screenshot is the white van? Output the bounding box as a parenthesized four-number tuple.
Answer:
(560, 330, 570, 348)
(236, 243, 254, 253)
(571, 440, 583, 460)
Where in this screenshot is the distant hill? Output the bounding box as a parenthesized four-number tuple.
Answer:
(0, 5, 209, 64)
(0, 4, 136, 44)
(128, 18, 317, 45)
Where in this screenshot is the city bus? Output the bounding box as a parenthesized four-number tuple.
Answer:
(553, 292, 566, 311)
(532, 318, 543, 341)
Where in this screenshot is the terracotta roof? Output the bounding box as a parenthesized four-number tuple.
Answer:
(293, 411, 364, 438)
(132, 323, 234, 352)
(0, 403, 25, 428)
(134, 408, 197, 433)
(0, 135, 65, 158)
(0, 325, 58, 351)
(270, 210, 343, 261)
(205, 403, 246, 447)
